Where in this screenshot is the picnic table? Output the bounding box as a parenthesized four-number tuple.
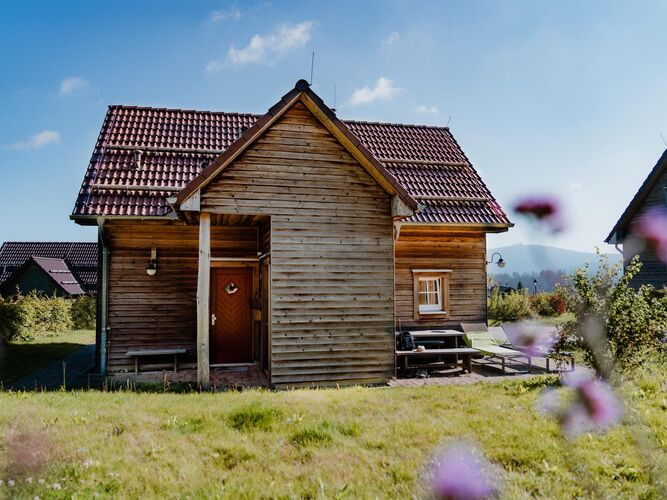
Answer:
(395, 330, 478, 373)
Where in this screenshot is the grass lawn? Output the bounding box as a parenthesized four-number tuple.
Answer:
(1, 363, 665, 498)
(0, 330, 94, 385)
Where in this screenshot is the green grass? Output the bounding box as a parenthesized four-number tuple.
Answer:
(0, 330, 94, 384)
(0, 362, 665, 498)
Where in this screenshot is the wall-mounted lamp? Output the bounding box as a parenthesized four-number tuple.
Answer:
(486, 252, 506, 268)
(146, 248, 157, 276)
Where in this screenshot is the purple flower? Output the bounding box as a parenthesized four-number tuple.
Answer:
(431, 443, 497, 500)
(631, 207, 667, 263)
(537, 374, 623, 439)
(513, 196, 566, 233)
(502, 321, 555, 356)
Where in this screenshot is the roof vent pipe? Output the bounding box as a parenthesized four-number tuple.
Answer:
(133, 149, 143, 170)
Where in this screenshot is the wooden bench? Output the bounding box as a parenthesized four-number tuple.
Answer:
(126, 348, 188, 375)
(396, 348, 479, 373)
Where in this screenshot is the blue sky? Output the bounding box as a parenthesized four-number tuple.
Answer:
(1, 0, 667, 252)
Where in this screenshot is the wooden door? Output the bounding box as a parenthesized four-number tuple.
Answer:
(210, 267, 253, 364)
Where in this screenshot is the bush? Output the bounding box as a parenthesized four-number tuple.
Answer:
(529, 291, 568, 317)
(562, 252, 667, 370)
(72, 296, 96, 330)
(488, 288, 533, 322)
(0, 293, 73, 342)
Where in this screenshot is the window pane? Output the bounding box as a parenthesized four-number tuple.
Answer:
(418, 277, 442, 310)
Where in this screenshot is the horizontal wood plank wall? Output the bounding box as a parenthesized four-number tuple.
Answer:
(623, 166, 667, 288)
(104, 220, 257, 372)
(395, 227, 487, 329)
(201, 102, 395, 387)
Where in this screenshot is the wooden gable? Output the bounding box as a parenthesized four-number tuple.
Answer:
(200, 102, 396, 386)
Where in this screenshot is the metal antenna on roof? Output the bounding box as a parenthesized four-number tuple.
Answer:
(309, 51, 315, 85)
(446, 115, 452, 127)
(332, 85, 337, 113)
(660, 132, 666, 147)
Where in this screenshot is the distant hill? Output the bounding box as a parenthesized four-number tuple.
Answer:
(487, 244, 622, 276)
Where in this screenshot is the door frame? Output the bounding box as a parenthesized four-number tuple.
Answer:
(209, 261, 259, 366)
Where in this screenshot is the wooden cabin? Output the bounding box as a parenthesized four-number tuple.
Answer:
(71, 80, 511, 387)
(606, 149, 667, 288)
(0, 242, 97, 297)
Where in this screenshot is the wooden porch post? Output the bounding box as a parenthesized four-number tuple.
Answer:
(197, 212, 211, 387)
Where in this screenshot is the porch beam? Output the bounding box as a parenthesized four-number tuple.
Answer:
(197, 212, 211, 387)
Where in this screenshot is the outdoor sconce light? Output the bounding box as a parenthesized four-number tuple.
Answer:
(146, 248, 157, 276)
(486, 252, 506, 268)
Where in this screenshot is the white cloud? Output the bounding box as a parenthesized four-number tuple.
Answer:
(59, 76, 88, 96)
(348, 77, 402, 106)
(568, 183, 583, 191)
(210, 7, 241, 22)
(5, 130, 60, 151)
(383, 31, 400, 47)
(415, 105, 438, 115)
(208, 21, 314, 71)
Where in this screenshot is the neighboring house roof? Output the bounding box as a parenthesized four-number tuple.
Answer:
(24, 257, 85, 295)
(0, 242, 97, 293)
(606, 148, 667, 244)
(71, 81, 511, 228)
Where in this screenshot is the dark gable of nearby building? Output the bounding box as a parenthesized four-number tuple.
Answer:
(606, 148, 667, 288)
(71, 80, 512, 387)
(0, 242, 98, 296)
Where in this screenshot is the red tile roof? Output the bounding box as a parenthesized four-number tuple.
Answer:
(72, 88, 510, 227)
(0, 242, 97, 293)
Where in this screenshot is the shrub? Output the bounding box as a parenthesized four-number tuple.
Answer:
(0, 293, 73, 342)
(562, 252, 667, 370)
(488, 288, 533, 322)
(529, 291, 568, 317)
(72, 295, 96, 330)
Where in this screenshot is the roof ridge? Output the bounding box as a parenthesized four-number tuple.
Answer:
(344, 119, 450, 131)
(108, 104, 263, 118)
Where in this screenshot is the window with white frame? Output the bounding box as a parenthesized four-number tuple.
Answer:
(412, 270, 451, 319)
(418, 277, 442, 312)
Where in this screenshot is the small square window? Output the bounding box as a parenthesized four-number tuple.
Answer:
(418, 277, 442, 312)
(412, 271, 450, 320)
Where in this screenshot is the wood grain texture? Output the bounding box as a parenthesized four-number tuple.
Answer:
(104, 220, 258, 373)
(395, 227, 487, 329)
(201, 103, 395, 386)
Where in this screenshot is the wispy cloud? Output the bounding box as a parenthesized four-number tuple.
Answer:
(5, 130, 60, 151)
(348, 77, 402, 106)
(568, 183, 583, 191)
(415, 105, 438, 115)
(209, 7, 241, 22)
(207, 21, 315, 71)
(383, 31, 400, 47)
(59, 76, 88, 96)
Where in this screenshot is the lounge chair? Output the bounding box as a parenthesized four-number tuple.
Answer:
(500, 322, 575, 372)
(461, 331, 528, 373)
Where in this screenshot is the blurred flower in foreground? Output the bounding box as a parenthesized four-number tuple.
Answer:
(502, 321, 555, 356)
(4, 427, 52, 478)
(431, 443, 498, 500)
(537, 372, 623, 439)
(513, 195, 565, 233)
(631, 207, 667, 263)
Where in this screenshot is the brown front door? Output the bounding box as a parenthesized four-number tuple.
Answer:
(210, 266, 253, 364)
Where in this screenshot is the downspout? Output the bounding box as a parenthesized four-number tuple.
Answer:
(97, 217, 110, 374)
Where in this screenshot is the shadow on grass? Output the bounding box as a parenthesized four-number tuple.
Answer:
(0, 341, 88, 385)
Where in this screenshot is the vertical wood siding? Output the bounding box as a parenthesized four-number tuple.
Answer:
(395, 227, 487, 329)
(104, 221, 257, 372)
(201, 102, 395, 386)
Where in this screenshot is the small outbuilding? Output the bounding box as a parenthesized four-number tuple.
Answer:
(0, 242, 98, 297)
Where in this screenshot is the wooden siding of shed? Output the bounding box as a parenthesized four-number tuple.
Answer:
(200, 102, 395, 387)
(395, 227, 487, 328)
(622, 166, 667, 289)
(104, 220, 257, 372)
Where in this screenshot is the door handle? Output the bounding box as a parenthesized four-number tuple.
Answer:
(211, 314, 217, 326)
